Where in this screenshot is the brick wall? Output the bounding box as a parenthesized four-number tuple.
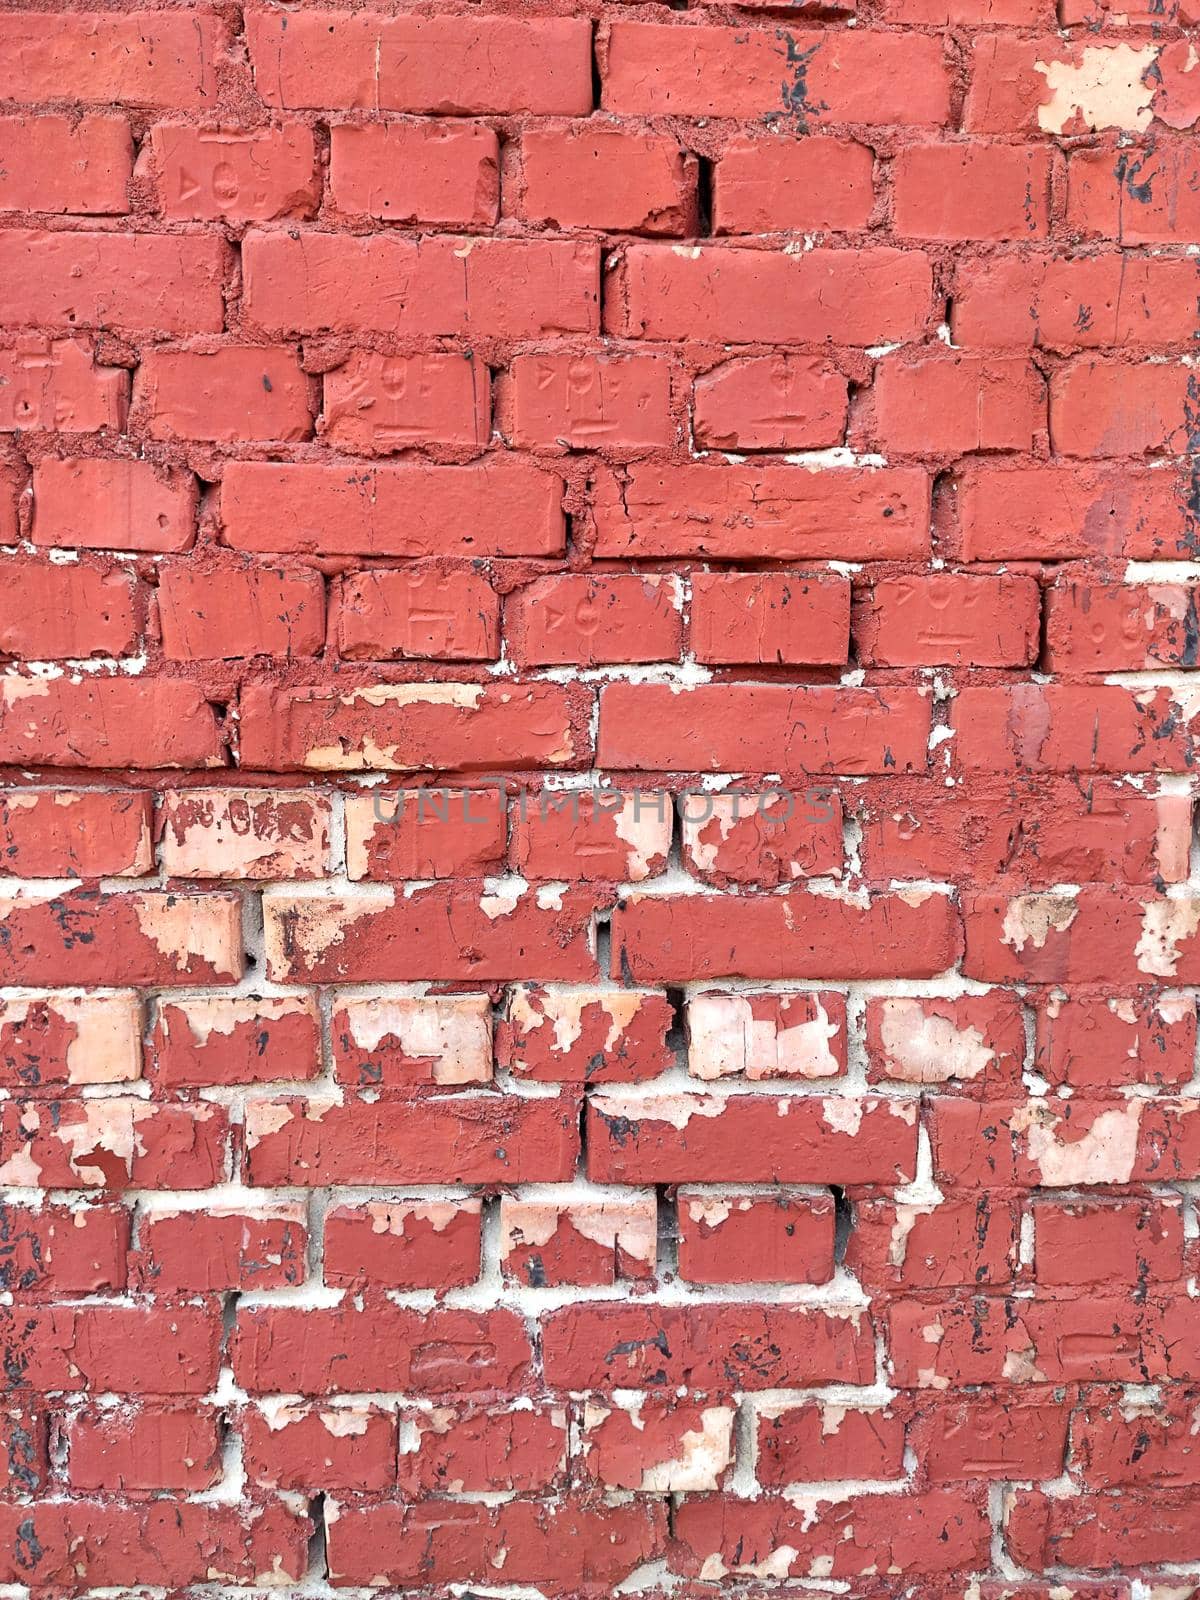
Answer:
(1, 0, 1199, 1591)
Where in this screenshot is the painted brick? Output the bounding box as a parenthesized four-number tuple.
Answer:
(0, 791, 151, 878)
(160, 556, 329, 656)
(135, 346, 312, 443)
(515, 126, 695, 234)
(330, 121, 499, 226)
(7, 4, 1199, 1582)
(338, 567, 499, 661)
(320, 351, 490, 454)
(0, 114, 131, 214)
(502, 352, 674, 452)
(0, 337, 126, 432)
(714, 135, 874, 234)
(0, 558, 138, 659)
(33, 457, 196, 552)
(146, 121, 319, 221)
(507, 574, 681, 666)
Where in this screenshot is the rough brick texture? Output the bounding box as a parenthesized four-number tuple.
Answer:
(1, 0, 1198, 1594)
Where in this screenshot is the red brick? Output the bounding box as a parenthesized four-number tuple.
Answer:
(344, 788, 506, 880)
(324, 1200, 482, 1290)
(593, 462, 930, 560)
(714, 135, 874, 234)
(0, 677, 224, 767)
(855, 574, 1040, 667)
(0, 11, 224, 107)
(609, 243, 933, 346)
(888, 1294, 1177, 1387)
(930, 1094, 1200, 1183)
(0, 992, 141, 1090)
(146, 121, 318, 221)
(244, 1094, 579, 1185)
(599, 684, 930, 773)
(222, 457, 564, 558)
(911, 1398, 1068, 1482)
(968, 889, 1200, 983)
(1008, 1487, 1200, 1570)
(148, 995, 321, 1086)
(672, 1490, 990, 1579)
(677, 1190, 835, 1285)
(612, 890, 959, 983)
(1033, 1196, 1184, 1286)
(232, 1304, 532, 1394)
(1, 1097, 228, 1189)
(602, 21, 951, 125)
(510, 789, 672, 882)
(590, 1090, 919, 1183)
(0, 336, 126, 433)
(1073, 1391, 1200, 1487)
(330, 120, 498, 226)
(1035, 993, 1197, 1090)
(542, 1303, 871, 1388)
(858, 779, 1188, 888)
(893, 143, 1052, 240)
(0, 1303, 220, 1394)
(681, 789, 844, 888)
(500, 1196, 656, 1286)
(1045, 581, 1199, 671)
(686, 990, 847, 1080)
(159, 788, 330, 878)
(954, 252, 1200, 349)
(0, 558, 137, 659)
(0, 1203, 128, 1294)
(507, 573, 681, 666)
(241, 680, 587, 774)
(320, 351, 489, 454)
(0, 890, 241, 985)
(958, 463, 1194, 561)
(757, 1402, 905, 1486)
(325, 1500, 666, 1590)
(869, 352, 1045, 455)
(0, 113, 131, 214)
(338, 567, 499, 661)
(0, 1408, 46, 1494)
(950, 685, 1194, 774)
(396, 1404, 566, 1495)
(1081, 142, 1200, 238)
(135, 345, 312, 443)
(329, 994, 491, 1088)
(66, 1406, 220, 1493)
(242, 232, 598, 338)
(33, 457, 195, 552)
(248, 9, 593, 114)
(0, 229, 224, 334)
(965, 36, 1162, 134)
(691, 572, 850, 665)
(1051, 358, 1195, 456)
(1155, 38, 1200, 129)
(0, 791, 149, 878)
(864, 993, 1025, 1090)
(242, 1403, 397, 1491)
(158, 561, 324, 659)
(132, 1205, 307, 1291)
(502, 352, 674, 452)
(516, 126, 695, 234)
(0, 1502, 306, 1590)
(496, 985, 674, 1083)
(848, 1195, 1019, 1288)
(881, 0, 1044, 17)
(580, 1396, 733, 1491)
(692, 354, 848, 451)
